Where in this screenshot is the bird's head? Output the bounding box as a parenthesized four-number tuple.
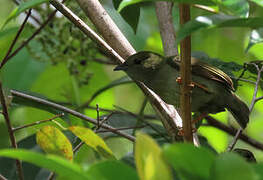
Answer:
(114, 51, 164, 82)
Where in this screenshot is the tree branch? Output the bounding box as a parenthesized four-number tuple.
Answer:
(76, 0, 136, 59)
(155, 2, 178, 56)
(179, 4, 192, 142)
(0, 84, 24, 180)
(205, 116, 263, 150)
(10, 90, 135, 142)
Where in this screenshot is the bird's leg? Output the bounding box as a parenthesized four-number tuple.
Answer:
(177, 127, 197, 136)
(191, 113, 208, 124)
(176, 76, 210, 93)
(177, 113, 207, 136)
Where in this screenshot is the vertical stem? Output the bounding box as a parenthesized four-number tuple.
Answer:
(179, 4, 193, 142)
(155, 2, 178, 56)
(0, 83, 24, 180)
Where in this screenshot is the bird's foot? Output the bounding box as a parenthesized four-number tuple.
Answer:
(176, 77, 208, 92)
(176, 77, 195, 89)
(191, 113, 208, 124)
(192, 82, 210, 93)
(176, 77, 182, 84)
(177, 127, 197, 136)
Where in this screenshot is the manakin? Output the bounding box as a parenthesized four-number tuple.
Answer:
(114, 51, 249, 129)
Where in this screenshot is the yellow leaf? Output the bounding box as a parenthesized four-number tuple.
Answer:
(68, 126, 115, 159)
(36, 125, 73, 161)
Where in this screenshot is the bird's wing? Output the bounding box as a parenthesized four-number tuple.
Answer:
(166, 56, 235, 91)
(191, 58, 235, 91)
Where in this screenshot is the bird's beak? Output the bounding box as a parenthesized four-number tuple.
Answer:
(114, 63, 128, 71)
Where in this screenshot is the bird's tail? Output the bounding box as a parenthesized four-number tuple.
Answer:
(226, 93, 250, 129)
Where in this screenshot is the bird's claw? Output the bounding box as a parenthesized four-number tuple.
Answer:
(176, 77, 195, 90)
(177, 127, 197, 136)
(176, 77, 182, 84)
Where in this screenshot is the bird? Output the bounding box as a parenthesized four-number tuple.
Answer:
(114, 51, 249, 129)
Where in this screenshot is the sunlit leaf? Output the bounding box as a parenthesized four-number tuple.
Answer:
(36, 125, 73, 161)
(0, 149, 89, 180)
(68, 126, 115, 159)
(163, 143, 216, 180)
(135, 132, 172, 180)
(85, 160, 139, 180)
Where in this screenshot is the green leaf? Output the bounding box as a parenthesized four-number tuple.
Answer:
(219, 0, 249, 17)
(121, 5, 140, 34)
(252, 163, 263, 180)
(68, 126, 115, 159)
(86, 160, 139, 180)
(2, 0, 49, 28)
(177, 15, 263, 44)
(163, 143, 216, 180)
(118, 0, 216, 12)
(36, 125, 73, 161)
(0, 149, 89, 180)
(211, 153, 258, 180)
(135, 132, 172, 180)
(113, 0, 140, 33)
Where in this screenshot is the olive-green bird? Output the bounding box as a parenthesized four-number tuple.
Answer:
(114, 51, 249, 129)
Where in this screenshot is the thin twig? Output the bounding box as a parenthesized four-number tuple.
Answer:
(96, 104, 100, 129)
(133, 98, 148, 136)
(96, 125, 146, 133)
(227, 64, 263, 151)
(86, 105, 156, 120)
(114, 105, 170, 141)
(255, 96, 263, 102)
(12, 113, 64, 132)
(10, 90, 135, 142)
(73, 141, 85, 153)
(0, 9, 32, 69)
(249, 64, 263, 111)
(11, 0, 42, 25)
(0, 84, 24, 180)
(2, 10, 57, 68)
(205, 116, 263, 150)
(193, 4, 217, 13)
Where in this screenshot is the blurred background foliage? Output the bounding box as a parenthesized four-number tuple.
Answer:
(0, 0, 263, 173)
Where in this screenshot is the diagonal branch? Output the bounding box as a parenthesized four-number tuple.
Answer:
(10, 90, 135, 142)
(0, 9, 32, 69)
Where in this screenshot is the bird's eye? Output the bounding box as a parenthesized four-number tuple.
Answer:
(134, 59, 141, 64)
